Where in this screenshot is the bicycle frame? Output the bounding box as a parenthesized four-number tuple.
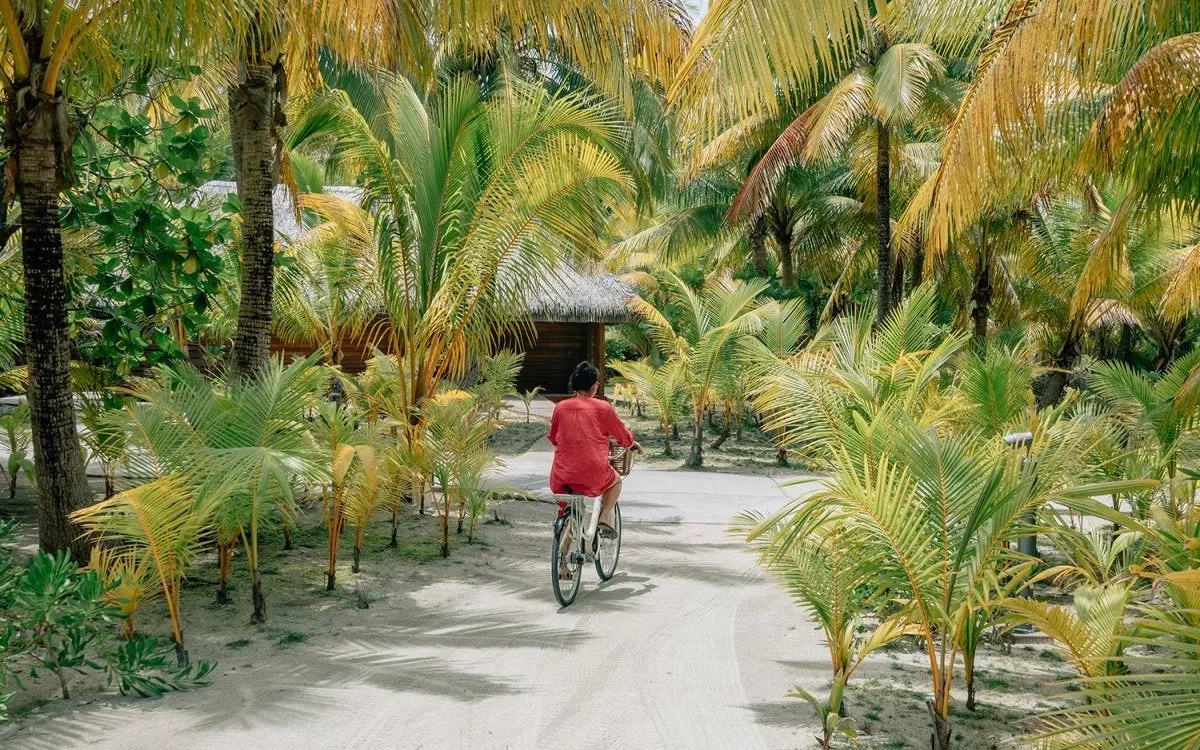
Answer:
(556, 494, 604, 557)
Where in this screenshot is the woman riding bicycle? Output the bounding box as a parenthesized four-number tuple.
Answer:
(549, 362, 641, 538)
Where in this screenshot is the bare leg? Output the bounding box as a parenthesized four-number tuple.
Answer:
(599, 477, 622, 527)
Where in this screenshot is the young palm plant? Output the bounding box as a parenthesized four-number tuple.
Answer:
(609, 359, 686, 456)
(310, 401, 381, 589)
(0, 403, 35, 499)
(73, 477, 215, 666)
(421, 391, 498, 558)
(737, 512, 906, 749)
(633, 272, 767, 467)
(1089, 347, 1200, 516)
(119, 357, 327, 623)
(746, 289, 1150, 748)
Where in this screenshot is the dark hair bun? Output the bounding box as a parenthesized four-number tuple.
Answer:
(569, 361, 600, 392)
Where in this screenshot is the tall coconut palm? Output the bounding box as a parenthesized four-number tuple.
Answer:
(224, 0, 690, 380)
(925, 0, 1200, 292)
(673, 0, 993, 326)
(221, 0, 423, 380)
(633, 272, 767, 467)
(0, 0, 235, 558)
(1015, 188, 1195, 407)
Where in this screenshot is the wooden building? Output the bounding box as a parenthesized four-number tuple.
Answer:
(512, 264, 635, 395)
(267, 265, 633, 396)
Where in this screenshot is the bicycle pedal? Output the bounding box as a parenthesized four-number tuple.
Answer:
(571, 552, 585, 565)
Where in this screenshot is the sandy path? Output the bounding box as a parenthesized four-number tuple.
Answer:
(3, 449, 827, 750)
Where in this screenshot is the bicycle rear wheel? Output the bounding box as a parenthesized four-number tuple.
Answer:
(594, 502, 621, 581)
(551, 516, 582, 606)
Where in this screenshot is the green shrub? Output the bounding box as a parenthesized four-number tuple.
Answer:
(0, 521, 212, 723)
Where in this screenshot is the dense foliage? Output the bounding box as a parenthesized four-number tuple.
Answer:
(0, 1, 1198, 746)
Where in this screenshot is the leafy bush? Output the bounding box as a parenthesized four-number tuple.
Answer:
(0, 521, 212, 723)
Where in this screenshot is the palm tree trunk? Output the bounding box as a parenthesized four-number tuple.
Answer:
(911, 237, 925, 289)
(6, 82, 94, 560)
(1037, 334, 1079, 409)
(440, 510, 450, 557)
(217, 538, 234, 604)
(971, 236, 992, 347)
(749, 216, 769, 278)
(774, 222, 795, 289)
(390, 504, 400, 548)
(686, 410, 703, 468)
(228, 57, 283, 380)
(927, 699, 952, 749)
(251, 568, 266, 623)
(965, 654, 977, 711)
(875, 118, 893, 328)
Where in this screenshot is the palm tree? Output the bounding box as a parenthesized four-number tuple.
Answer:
(223, 0, 690, 379)
(609, 359, 686, 456)
(73, 477, 214, 666)
(1089, 346, 1200, 516)
(272, 193, 383, 365)
(421, 391, 497, 558)
(1034, 603, 1200, 748)
(322, 74, 630, 440)
(0, 0, 229, 558)
(1014, 189, 1195, 407)
(633, 272, 767, 467)
(119, 357, 327, 623)
(746, 288, 1150, 747)
(674, 0, 991, 326)
(738, 512, 906, 748)
(221, 0, 421, 380)
(925, 0, 1200, 317)
(310, 401, 381, 589)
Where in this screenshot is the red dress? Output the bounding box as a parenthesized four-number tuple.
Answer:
(548, 397, 634, 496)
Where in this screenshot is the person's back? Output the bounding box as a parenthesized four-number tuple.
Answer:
(549, 396, 632, 496)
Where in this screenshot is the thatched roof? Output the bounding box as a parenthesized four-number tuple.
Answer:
(528, 264, 634, 324)
(198, 181, 364, 243)
(198, 181, 633, 324)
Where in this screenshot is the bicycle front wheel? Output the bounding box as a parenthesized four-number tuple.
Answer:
(552, 516, 582, 607)
(594, 502, 621, 581)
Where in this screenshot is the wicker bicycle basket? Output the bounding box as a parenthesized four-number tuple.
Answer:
(609, 443, 634, 476)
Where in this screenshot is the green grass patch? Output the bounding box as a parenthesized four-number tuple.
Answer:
(1038, 648, 1065, 663)
(276, 632, 308, 649)
(226, 638, 252, 650)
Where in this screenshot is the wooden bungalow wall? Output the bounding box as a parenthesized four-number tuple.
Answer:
(512, 321, 605, 395)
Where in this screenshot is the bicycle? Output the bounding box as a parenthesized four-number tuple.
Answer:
(550, 443, 635, 607)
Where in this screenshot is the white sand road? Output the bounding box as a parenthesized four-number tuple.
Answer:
(3, 445, 833, 750)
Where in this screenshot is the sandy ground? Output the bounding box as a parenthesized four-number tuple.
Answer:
(1, 440, 1070, 750)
